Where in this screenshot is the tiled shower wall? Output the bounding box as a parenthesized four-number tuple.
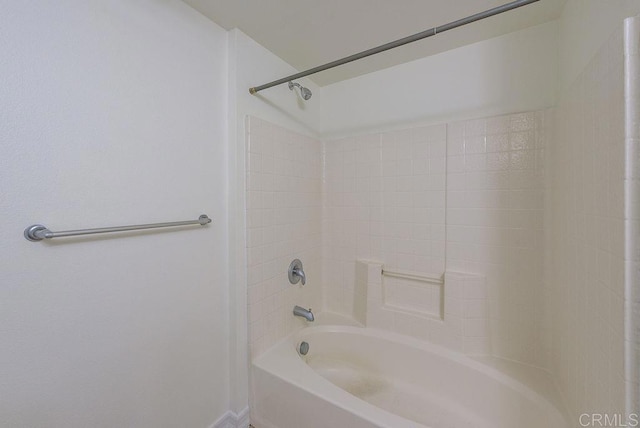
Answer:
(246, 27, 639, 416)
(446, 112, 548, 366)
(323, 125, 447, 315)
(246, 117, 323, 358)
(546, 28, 627, 420)
(323, 111, 549, 366)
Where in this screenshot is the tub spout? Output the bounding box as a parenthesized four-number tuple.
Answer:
(293, 305, 314, 322)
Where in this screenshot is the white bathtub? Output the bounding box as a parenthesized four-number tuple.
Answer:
(251, 324, 569, 428)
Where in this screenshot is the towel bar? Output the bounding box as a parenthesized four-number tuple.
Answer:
(24, 214, 212, 242)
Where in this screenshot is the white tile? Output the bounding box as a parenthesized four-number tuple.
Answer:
(447, 138, 464, 156)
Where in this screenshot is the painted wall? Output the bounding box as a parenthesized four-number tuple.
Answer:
(229, 30, 322, 138)
(0, 2, 230, 427)
(558, 0, 640, 92)
(320, 21, 558, 139)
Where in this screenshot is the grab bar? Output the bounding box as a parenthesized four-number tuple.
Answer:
(382, 268, 444, 285)
(24, 214, 212, 242)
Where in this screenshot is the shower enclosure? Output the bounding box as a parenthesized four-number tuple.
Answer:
(243, 12, 640, 428)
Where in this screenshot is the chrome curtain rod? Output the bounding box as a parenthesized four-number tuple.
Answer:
(249, 0, 539, 95)
(24, 214, 212, 242)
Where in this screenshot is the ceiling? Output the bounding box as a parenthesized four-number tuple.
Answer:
(183, 0, 566, 86)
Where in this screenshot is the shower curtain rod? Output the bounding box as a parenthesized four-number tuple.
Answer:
(249, 0, 539, 95)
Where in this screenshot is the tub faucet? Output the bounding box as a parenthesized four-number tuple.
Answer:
(288, 259, 306, 285)
(293, 305, 314, 322)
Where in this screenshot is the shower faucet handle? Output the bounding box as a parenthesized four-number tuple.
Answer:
(288, 259, 306, 285)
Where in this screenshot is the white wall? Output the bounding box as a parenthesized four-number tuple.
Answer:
(558, 0, 640, 92)
(229, 30, 322, 138)
(0, 2, 230, 427)
(320, 21, 558, 139)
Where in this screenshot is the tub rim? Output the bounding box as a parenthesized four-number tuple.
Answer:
(253, 324, 570, 428)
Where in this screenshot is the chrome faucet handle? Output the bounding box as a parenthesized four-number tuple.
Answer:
(288, 259, 306, 285)
(294, 267, 306, 285)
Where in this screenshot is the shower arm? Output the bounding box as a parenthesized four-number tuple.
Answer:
(248, 0, 539, 95)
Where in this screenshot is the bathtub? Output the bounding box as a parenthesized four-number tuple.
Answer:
(251, 323, 569, 428)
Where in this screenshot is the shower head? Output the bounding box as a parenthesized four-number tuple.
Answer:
(288, 81, 312, 100)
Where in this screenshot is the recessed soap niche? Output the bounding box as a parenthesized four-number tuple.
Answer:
(355, 260, 490, 356)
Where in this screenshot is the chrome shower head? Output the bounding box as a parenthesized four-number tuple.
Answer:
(288, 81, 312, 100)
(300, 86, 312, 100)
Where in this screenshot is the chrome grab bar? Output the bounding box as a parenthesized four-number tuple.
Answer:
(382, 268, 444, 285)
(24, 214, 212, 242)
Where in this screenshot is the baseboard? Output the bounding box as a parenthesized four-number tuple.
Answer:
(212, 406, 250, 428)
